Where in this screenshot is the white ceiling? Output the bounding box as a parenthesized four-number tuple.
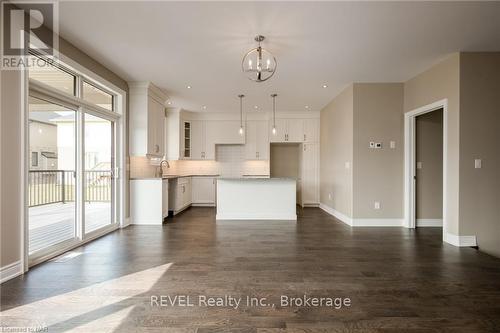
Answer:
(58, 1, 500, 113)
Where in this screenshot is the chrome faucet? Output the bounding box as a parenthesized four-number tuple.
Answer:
(155, 160, 170, 177)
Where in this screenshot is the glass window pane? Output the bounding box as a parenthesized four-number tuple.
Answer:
(28, 96, 76, 254)
(83, 81, 113, 111)
(29, 57, 76, 95)
(84, 114, 114, 233)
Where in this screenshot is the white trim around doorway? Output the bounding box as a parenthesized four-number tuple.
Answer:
(403, 99, 448, 237)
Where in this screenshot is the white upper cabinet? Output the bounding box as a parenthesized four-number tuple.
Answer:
(245, 120, 269, 160)
(190, 120, 204, 160)
(129, 82, 168, 157)
(269, 118, 287, 142)
(270, 118, 319, 143)
(287, 119, 304, 143)
(303, 118, 320, 143)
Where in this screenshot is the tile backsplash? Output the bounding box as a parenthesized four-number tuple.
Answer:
(130, 145, 269, 178)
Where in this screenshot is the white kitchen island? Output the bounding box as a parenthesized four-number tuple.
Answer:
(216, 178, 297, 220)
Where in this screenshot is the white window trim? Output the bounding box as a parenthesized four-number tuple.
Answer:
(22, 52, 128, 271)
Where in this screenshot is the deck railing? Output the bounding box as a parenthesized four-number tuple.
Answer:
(28, 170, 111, 207)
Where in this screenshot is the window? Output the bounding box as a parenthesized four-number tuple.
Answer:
(82, 81, 114, 111)
(28, 56, 76, 95)
(31, 152, 38, 167)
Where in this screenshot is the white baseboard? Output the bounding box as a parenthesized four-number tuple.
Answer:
(320, 204, 403, 227)
(319, 203, 352, 226)
(352, 218, 403, 227)
(1, 261, 23, 284)
(444, 233, 477, 247)
(416, 219, 443, 227)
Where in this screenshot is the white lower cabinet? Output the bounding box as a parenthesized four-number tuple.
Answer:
(130, 179, 169, 224)
(168, 177, 192, 215)
(192, 177, 217, 206)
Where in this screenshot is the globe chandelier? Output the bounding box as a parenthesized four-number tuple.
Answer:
(242, 35, 277, 82)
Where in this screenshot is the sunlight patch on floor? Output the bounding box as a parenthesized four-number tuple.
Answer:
(0, 263, 173, 332)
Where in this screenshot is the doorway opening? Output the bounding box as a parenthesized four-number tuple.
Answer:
(415, 109, 443, 230)
(404, 99, 448, 239)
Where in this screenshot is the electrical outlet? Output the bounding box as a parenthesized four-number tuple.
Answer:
(374, 201, 381, 210)
(369, 142, 375, 148)
(375, 143, 382, 149)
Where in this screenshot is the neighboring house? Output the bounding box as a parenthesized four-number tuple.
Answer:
(29, 120, 58, 170)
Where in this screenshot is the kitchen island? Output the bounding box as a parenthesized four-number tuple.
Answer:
(216, 178, 297, 220)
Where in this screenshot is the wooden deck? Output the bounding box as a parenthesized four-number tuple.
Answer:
(29, 202, 111, 254)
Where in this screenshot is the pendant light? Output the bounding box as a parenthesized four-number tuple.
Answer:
(271, 93, 277, 135)
(238, 94, 245, 135)
(242, 35, 277, 82)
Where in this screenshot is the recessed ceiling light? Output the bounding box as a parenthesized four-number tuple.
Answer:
(167, 101, 172, 105)
(305, 105, 310, 109)
(202, 105, 207, 110)
(322, 84, 328, 88)
(187, 85, 192, 89)
(254, 105, 259, 109)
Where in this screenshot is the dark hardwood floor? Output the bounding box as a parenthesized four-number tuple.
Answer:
(1, 207, 500, 332)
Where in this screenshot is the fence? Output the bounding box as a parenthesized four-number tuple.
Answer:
(28, 170, 112, 207)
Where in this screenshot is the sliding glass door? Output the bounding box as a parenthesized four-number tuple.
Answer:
(27, 54, 121, 263)
(84, 114, 115, 234)
(28, 97, 78, 254)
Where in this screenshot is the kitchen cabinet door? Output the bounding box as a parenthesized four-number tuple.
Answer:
(256, 121, 269, 160)
(192, 177, 216, 205)
(270, 119, 287, 143)
(245, 121, 258, 160)
(190, 120, 204, 160)
(303, 118, 319, 143)
(287, 119, 304, 143)
(162, 179, 169, 218)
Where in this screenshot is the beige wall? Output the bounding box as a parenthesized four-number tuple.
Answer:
(1, 69, 24, 267)
(1, 34, 128, 269)
(416, 110, 443, 219)
(459, 52, 500, 257)
(352, 83, 404, 219)
(320, 85, 353, 217)
(270, 144, 300, 179)
(404, 54, 460, 235)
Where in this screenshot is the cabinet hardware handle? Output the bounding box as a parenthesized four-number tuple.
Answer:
(304, 134, 306, 141)
(155, 144, 159, 153)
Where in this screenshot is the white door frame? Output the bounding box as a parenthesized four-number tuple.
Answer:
(403, 99, 448, 240)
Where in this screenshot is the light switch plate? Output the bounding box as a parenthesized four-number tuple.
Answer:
(345, 161, 350, 169)
(374, 202, 381, 210)
(390, 141, 396, 149)
(417, 162, 422, 169)
(475, 159, 482, 169)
